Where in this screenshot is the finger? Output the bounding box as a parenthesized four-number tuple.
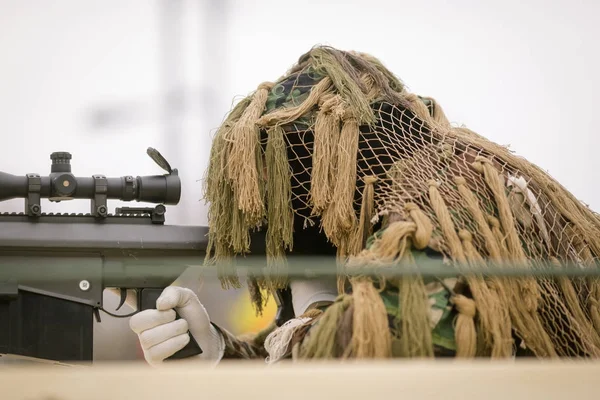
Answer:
(147, 333, 190, 362)
(139, 319, 189, 349)
(129, 309, 176, 334)
(157, 287, 195, 311)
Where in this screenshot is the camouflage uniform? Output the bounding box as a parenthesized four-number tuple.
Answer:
(212, 324, 270, 360)
(211, 278, 458, 361)
(207, 67, 462, 362)
(211, 242, 460, 361)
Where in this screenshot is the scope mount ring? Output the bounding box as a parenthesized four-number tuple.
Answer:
(25, 173, 42, 217)
(91, 175, 108, 218)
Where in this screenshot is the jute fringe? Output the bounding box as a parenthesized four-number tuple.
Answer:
(451, 294, 477, 358)
(426, 180, 480, 357)
(591, 288, 600, 335)
(345, 204, 436, 358)
(348, 277, 393, 358)
(447, 126, 600, 258)
(349, 175, 379, 254)
(422, 96, 451, 128)
(564, 226, 600, 337)
(471, 157, 557, 357)
(487, 216, 511, 259)
(204, 96, 257, 289)
(309, 47, 375, 125)
(265, 125, 294, 289)
(322, 112, 360, 254)
(404, 203, 433, 250)
(398, 252, 435, 358)
(557, 275, 600, 351)
(224, 83, 273, 228)
(459, 229, 513, 357)
(405, 93, 436, 126)
(265, 317, 313, 364)
(472, 158, 528, 263)
(299, 295, 353, 359)
(310, 94, 344, 214)
(455, 177, 503, 261)
(427, 180, 467, 264)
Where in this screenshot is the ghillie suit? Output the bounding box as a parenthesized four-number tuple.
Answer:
(204, 46, 600, 360)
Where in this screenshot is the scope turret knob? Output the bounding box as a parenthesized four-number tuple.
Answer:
(50, 151, 72, 161)
(50, 151, 72, 173)
(51, 174, 77, 198)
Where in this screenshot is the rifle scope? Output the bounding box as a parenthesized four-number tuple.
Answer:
(0, 148, 180, 218)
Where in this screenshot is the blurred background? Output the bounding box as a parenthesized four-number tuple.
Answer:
(0, 0, 598, 361)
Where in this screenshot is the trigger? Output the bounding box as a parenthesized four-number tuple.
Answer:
(116, 288, 128, 311)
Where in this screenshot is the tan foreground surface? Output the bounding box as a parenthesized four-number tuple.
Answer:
(1, 359, 599, 400)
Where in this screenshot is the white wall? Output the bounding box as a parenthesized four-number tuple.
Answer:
(1, 0, 598, 360)
(1, 0, 598, 218)
(225, 0, 600, 211)
(0, 0, 224, 226)
(0, 0, 230, 361)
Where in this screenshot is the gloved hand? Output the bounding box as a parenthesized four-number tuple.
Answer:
(129, 286, 225, 366)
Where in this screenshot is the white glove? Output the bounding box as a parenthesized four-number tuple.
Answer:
(290, 278, 338, 316)
(129, 286, 225, 366)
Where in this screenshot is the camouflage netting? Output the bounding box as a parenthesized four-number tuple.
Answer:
(203, 45, 600, 358)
